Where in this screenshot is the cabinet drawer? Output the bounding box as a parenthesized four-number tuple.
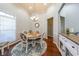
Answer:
(59, 35, 78, 49)
(65, 38, 78, 50)
(59, 34, 78, 55)
(66, 43, 77, 56)
(64, 38, 78, 55)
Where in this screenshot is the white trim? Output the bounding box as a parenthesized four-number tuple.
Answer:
(53, 40, 62, 55)
(53, 40, 58, 48)
(48, 35, 53, 38)
(0, 11, 14, 18)
(45, 36, 48, 39)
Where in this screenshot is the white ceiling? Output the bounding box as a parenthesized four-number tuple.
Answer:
(14, 3, 54, 15)
(0, 3, 62, 17)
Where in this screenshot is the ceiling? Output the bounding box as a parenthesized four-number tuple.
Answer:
(14, 3, 54, 15)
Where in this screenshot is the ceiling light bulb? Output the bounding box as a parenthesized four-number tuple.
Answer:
(35, 17, 39, 20)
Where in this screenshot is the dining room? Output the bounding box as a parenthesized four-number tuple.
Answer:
(0, 3, 62, 56)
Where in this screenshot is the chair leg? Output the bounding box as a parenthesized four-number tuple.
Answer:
(40, 42, 43, 48)
(26, 44, 28, 53)
(36, 41, 43, 48)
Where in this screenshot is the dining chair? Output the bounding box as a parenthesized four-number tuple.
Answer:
(35, 33, 45, 48)
(20, 33, 28, 52)
(20, 33, 34, 52)
(28, 30, 32, 33)
(24, 31, 27, 34)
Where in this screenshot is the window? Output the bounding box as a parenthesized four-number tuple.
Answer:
(0, 11, 16, 42)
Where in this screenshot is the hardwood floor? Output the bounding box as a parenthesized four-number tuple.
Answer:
(42, 36, 61, 56)
(0, 36, 61, 56)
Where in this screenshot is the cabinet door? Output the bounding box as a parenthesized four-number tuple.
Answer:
(62, 37, 78, 56)
(61, 43, 66, 56)
(59, 34, 78, 56)
(77, 46, 79, 55)
(59, 35, 66, 56)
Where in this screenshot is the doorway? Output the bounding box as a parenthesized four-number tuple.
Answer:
(60, 16, 65, 33)
(47, 17, 53, 37)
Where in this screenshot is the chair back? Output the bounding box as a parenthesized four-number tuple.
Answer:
(20, 33, 26, 41)
(41, 33, 45, 41)
(29, 30, 32, 33)
(36, 31, 40, 34)
(20, 33, 28, 48)
(24, 31, 27, 34)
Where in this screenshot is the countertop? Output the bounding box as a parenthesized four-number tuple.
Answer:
(60, 33, 79, 45)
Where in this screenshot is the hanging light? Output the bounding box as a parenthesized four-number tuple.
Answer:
(43, 3, 47, 6)
(30, 16, 39, 21)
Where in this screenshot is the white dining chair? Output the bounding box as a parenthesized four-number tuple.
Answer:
(35, 33, 45, 48)
(20, 33, 28, 52)
(20, 33, 34, 53)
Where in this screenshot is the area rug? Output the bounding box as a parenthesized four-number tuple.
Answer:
(11, 40, 47, 56)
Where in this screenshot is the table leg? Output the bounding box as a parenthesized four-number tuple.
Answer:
(32, 41, 35, 47)
(26, 43, 28, 53)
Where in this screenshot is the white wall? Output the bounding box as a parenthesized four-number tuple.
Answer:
(0, 3, 31, 40)
(0, 3, 62, 44)
(30, 13, 47, 38)
(60, 4, 79, 33)
(0, 3, 48, 40)
(46, 4, 62, 45)
(27, 3, 62, 40)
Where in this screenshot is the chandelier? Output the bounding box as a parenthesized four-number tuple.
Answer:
(30, 16, 39, 21)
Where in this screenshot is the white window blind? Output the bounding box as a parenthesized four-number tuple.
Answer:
(0, 12, 16, 42)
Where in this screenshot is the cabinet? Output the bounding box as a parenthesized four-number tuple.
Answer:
(77, 46, 79, 55)
(59, 35, 66, 56)
(59, 34, 78, 56)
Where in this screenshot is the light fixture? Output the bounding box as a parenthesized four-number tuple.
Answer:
(29, 6, 33, 10)
(35, 17, 39, 21)
(43, 3, 47, 6)
(30, 16, 39, 21)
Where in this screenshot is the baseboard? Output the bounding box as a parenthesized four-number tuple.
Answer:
(45, 36, 48, 39)
(53, 40, 58, 48)
(48, 35, 53, 38)
(53, 40, 62, 55)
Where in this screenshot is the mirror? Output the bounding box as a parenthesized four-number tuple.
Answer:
(35, 23, 40, 28)
(59, 3, 79, 34)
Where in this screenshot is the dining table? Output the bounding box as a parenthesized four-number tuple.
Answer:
(23, 31, 41, 47)
(24, 32, 41, 40)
